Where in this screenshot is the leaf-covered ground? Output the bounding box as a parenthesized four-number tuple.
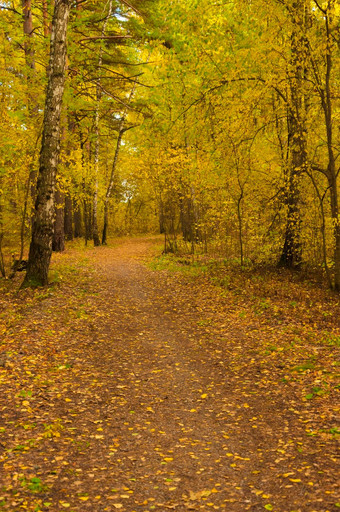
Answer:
(0, 236, 339, 512)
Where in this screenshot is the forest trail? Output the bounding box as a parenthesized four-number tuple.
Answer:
(0, 237, 339, 512)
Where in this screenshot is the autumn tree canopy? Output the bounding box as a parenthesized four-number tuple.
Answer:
(0, 0, 339, 287)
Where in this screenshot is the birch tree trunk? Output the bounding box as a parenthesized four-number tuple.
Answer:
(22, 0, 71, 287)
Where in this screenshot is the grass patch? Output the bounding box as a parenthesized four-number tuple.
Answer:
(148, 254, 208, 277)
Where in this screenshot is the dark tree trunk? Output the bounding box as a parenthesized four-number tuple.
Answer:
(83, 197, 93, 245)
(329, 172, 340, 290)
(64, 193, 73, 240)
(279, 170, 302, 268)
(159, 207, 165, 234)
(279, 0, 308, 269)
(22, 0, 39, 210)
(52, 187, 65, 251)
(102, 201, 109, 245)
(102, 130, 124, 245)
(179, 195, 193, 242)
(0, 191, 5, 277)
(324, 4, 340, 290)
(22, 0, 71, 287)
(73, 200, 83, 238)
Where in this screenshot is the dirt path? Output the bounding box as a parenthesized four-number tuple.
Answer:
(0, 237, 338, 512)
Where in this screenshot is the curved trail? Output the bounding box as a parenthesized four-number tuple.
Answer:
(0, 237, 338, 512)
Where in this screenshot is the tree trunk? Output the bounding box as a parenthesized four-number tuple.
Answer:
(318, 0, 340, 290)
(92, 1, 113, 247)
(102, 200, 109, 245)
(179, 195, 193, 242)
(22, 0, 71, 287)
(42, 0, 50, 37)
(0, 189, 5, 278)
(73, 199, 83, 238)
(64, 193, 73, 240)
(22, 0, 39, 210)
(101, 79, 137, 245)
(22, 0, 35, 78)
(279, 168, 302, 268)
(92, 143, 101, 246)
(92, 106, 101, 246)
(279, 0, 308, 269)
(325, 3, 340, 290)
(102, 129, 124, 244)
(329, 179, 340, 291)
(237, 191, 244, 267)
(52, 187, 65, 251)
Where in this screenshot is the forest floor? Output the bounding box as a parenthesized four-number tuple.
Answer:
(0, 236, 339, 512)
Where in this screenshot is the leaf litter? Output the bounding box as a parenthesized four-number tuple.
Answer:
(0, 236, 338, 511)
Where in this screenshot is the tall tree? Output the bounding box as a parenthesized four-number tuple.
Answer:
(309, 0, 340, 289)
(279, 0, 309, 268)
(22, 0, 71, 286)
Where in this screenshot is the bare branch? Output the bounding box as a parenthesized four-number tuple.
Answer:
(0, 5, 21, 15)
(77, 35, 133, 42)
(119, 0, 143, 17)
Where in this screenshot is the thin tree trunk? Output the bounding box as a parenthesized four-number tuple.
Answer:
(237, 191, 244, 267)
(22, 0, 71, 287)
(92, 100, 101, 246)
(22, 0, 39, 210)
(102, 129, 124, 244)
(64, 193, 73, 240)
(42, 0, 50, 37)
(101, 75, 137, 244)
(92, 109, 101, 246)
(307, 172, 332, 289)
(93, 0, 113, 247)
(52, 187, 65, 251)
(0, 189, 5, 278)
(279, 168, 302, 268)
(314, 0, 340, 290)
(22, 0, 35, 77)
(73, 199, 82, 238)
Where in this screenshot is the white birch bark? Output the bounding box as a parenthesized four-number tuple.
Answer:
(23, 0, 71, 286)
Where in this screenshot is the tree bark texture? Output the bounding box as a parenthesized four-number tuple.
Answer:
(279, 0, 308, 269)
(23, 0, 71, 286)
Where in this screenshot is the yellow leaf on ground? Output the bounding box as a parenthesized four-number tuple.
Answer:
(189, 490, 212, 501)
